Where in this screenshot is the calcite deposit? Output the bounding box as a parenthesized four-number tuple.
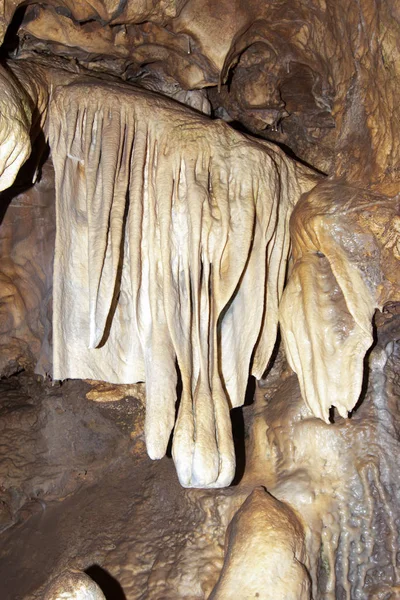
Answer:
(0, 0, 399, 598)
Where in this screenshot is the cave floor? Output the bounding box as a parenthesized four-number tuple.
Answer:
(0, 373, 227, 599)
(2, 336, 399, 599)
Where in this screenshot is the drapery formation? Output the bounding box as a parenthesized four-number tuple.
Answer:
(48, 78, 314, 487)
(280, 182, 400, 422)
(2, 62, 396, 489)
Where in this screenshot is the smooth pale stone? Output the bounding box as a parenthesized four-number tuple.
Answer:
(0, 63, 317, 488)
(209, 487, 311, 600)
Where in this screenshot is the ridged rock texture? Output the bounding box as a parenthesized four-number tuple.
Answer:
(0, 0, 400, 598)
(280, 182, 400, 422)
(47, 76, 315, 487)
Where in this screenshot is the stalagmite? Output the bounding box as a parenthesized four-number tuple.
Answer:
(209, 488, 311, 599)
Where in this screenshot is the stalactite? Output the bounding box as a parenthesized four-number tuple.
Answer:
(280, 182, 400, 422)
(48, 78, 315, 487)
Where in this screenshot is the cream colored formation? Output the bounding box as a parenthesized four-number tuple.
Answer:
(0, 61, 396, 489)
(280, 182, 400, 422)
(48, 76, 315, 487)
(0, 64, 32, 192)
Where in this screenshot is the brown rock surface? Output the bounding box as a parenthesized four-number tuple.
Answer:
(210, 487, 310, 599)
(0, 372, 231, 599)
(0, 0, 396, 179)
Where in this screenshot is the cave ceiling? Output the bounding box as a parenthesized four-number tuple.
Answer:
(0, 0, 398, 179)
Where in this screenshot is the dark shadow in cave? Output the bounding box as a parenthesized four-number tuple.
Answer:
(0, 5, 27, 58)
(85, 564, 127, 600)
(272, 139, 327, 175)
(373, 302, 400, 347)
(211, 114, 327, 176)
(259, 330, 282, 385)
(230, 406, 245, 485)
(231, 375, 256, 486)
(165, 361, 183, 459)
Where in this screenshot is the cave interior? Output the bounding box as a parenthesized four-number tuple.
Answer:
(0, 1, 399, 599)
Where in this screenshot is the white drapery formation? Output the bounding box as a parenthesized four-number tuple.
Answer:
(49, 79, 314, 487)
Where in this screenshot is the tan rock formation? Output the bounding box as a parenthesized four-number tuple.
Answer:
(280, 181, 400, 421)
(0, 159, 55, 376)
(210, 487, 310, 600)
(0, 60, 317, 487)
